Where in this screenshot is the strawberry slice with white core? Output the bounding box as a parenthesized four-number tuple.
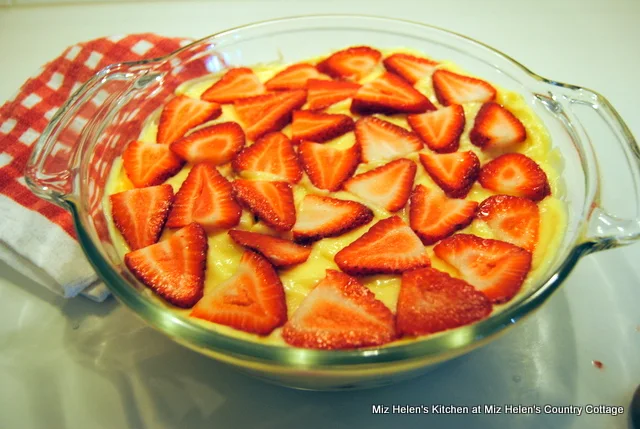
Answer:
(419, 150, 480, 198)
(432, 70, 497, 106)
(190, 250, 287, 335)
(355, 116, 423, 163)
(232, 132, 302, 183)
(265, 63, 325, 90)
(157, 95, 221, 144)
(408, 104, 465, 153)
(228, 229, 311, 268)
(110, 184, 174, 250)
(122, 140, 185, 188)
(351, 72, 436, 115)
(478, 153, 550, 201)
(232, 179, 296, 231)
(298, 141, 361, 192)
(383, 53, 439, 84)
(290, 110, 354, 144)
(201, 67, 265, 104)
(124, 223, 208, 308)
(166, 164, 241, 231)
(334, 216, 431, 275)
(470, 102, 527, 150)
(282, 269, 396, 349)
(343, 158, 417, 212)
(234, 90, 307, 141)
(316, 46, 382, 81)
(169, 121, 245, 165)
(292, 194, 374, 244)
(409, 185, 478, 245)
(306, 79, 361, 110)
(476, 194, 540, 252)
(433, 233, 532, 303)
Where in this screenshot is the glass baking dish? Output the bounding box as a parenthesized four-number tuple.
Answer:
(24, 15, 640, 390)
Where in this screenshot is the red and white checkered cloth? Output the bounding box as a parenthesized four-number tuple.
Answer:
(0, 34, 193, 301)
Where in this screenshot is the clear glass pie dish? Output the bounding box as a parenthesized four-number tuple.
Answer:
(24, 15, 640, 390)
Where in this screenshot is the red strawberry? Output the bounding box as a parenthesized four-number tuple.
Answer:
(478, 153, 550, 201)
(292, 194, 374, 244)
(122, 140, 185, 188)
(298, 141, 361, 191)
(408, 104, 465, 153)
(265, 63, 325, 90)
(282, 269, 396, 349)
(166, 164, 241, 231)
(110, 184, 174, 251)
(234, 90, 306, 141)
(124, 223, 207, 308)
(383, 53, 439, 84)
(306, 79, 361, 110)
(396, 267, 492, 336)
(228, 229, 311, 268)
(351, 72, 436, 115)
(432, 70, 497, 106)
(169, 122, 245, 165)
(334, 216, 430, 275)
(419, 151, 480, 198)
(232, 179, 296, 231)
(232, 132, 302, 183)
(433, 234, 532, 303)
(190, 250, 287, 335)
(157, 95, 221, 144)
(201, 67, 265, 103)
(409, 185, 478, 245)
(290, 110, 354, 143)
(476, 194, 540, 252)
(470, 102, 527, 150)
(316, 46, 381, 81)
(355, 116, 423, 163)
(344, 158, 417, 212)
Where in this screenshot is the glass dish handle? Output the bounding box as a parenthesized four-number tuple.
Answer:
(559, 86, 640, 252)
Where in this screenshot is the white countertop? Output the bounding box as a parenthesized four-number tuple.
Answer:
(1, 2, 639, 428)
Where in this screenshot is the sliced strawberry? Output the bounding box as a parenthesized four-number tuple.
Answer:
(232, 132, 302, 183)
(265, 63, 325, 90)
(228, 229, 311, 268)
(124, 223, 207, 308)
(169, 122, 245, 165)
(383, 53, 439, 84)
(396, 267, 492, 336)
(408, 104, 465, 153)
(292, 194, 374, 244)
(478, 153, 550, 201)
(316, 46, 381, 81)
(190, 250, 287, 335)
(234, 90, 306, 141)
(157, 95, 221, 144)
(351, 72, 436, 115)
(476, 195, 540, 252)
(122, 140, 185, 188)
(290, 110, 354, 144)
(201, 67, 265, 104)
(306, 79, 361, 110)
(232, 179, 296, 231)
(470, 102, 527, 150)
(282, 269, 396, 349)
(344, 158, 416, 212)
(419, 151, 480, 198)
(409, 185, 477, 245)
(334, 216, 430, 275)
(432, 70, 497, 106)
(355, 116, 423, 163)
(298, 141, 361, 191)
(166, 164, 241, 231)
(110, 184, 174, 250)
(433, 234, 532, 303)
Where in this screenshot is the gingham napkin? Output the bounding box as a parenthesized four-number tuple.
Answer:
(0, 34, 193, 301)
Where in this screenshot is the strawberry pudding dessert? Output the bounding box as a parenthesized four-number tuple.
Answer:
(105, 46, 566, 350)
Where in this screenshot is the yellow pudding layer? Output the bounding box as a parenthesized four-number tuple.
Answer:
(104, 48, 567, 346)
